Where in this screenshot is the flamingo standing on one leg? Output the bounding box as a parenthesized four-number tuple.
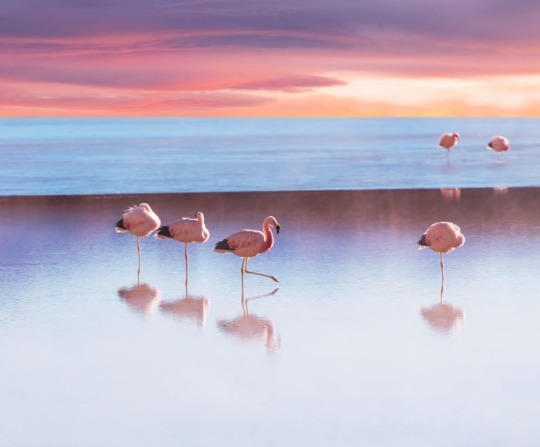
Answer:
(438, 132, 460, 163)
(115, 203, 161, 281)
(155, 211, 210, 286)
(214, 216, 280, 287)
(418, 222, 465, 299)
(487, 135, 510, 162)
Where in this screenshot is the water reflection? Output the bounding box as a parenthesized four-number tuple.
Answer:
(421, 283, 464, 333)
(118, 283, 162, 315)
(160, 283, 210, 326)
(493, 187, 509, 195)
(440, 188, 461, 201)
(217, 288, 280, 352)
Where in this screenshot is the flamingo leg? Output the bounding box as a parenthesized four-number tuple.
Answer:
(241, 257, 246, 289)
(136, 236, 141, 284)
(439, 252, 445, 303)
(184, 243, 189, 288)
(244, 258, 279, 283)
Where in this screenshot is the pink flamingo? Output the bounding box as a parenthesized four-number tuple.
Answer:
(155, 211, 210, 286)
(418, 222, 465, 297)
(214, 216, 280, 286)
(115, 203, 161, 279)
(438, 132, 460, 161)
(487, 135, 510, 161)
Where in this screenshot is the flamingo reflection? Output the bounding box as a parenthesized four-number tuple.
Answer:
(217, 288, 279, 351)
(118, 282, 162, 315)
(160, 283, 210, 326)
(440, 188, 461, 201)
(421, 299, 464, 333)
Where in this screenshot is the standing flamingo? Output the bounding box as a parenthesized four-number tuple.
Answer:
(438, 132, 460, 162)
(214, 216, 280, 286)
(418, 222, 465, 298)
(115, 203, 161, 280)
(155, 211, 210, 286)
(487, 135, 510, 161)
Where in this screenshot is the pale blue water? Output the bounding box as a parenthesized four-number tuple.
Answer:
(0, 118, 538, 195)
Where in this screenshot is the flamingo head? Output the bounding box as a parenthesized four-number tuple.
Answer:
(265, 216, 280, 234)
(195, 211, 205, 222)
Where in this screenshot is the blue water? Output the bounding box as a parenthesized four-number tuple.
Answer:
(0, 118, 538, 195)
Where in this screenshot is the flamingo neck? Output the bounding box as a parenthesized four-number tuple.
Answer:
(260, 221, 275, 253)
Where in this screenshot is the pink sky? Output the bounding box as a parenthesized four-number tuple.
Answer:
(2, 0, 540, 117)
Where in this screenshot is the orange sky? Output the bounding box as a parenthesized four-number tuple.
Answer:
(2, 0, 540, 117)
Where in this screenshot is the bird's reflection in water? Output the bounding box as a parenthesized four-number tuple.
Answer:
(118, 283, 162, 315)
(421, 286, 464, 333)
(160, 283, 210, 327)
(217, 288, 280, 352)
(440, 188, 461, 201)
(493, 186, 509, 195)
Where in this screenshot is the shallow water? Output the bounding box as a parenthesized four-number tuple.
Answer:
(0, 118, 539, 195)
(1, 189, 540, 446)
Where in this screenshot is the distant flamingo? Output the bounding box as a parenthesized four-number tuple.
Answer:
(418, 222, 465, 297)
(438, 132, 460, 161)
(155, 211, 210, 286)
(487, 135, 510, 161)
(214, 216, 280, 286)
(115, 203, 161, 280)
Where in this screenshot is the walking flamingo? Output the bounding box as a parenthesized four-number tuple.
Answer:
(438, 132, 460, 161)
(155, 211, 210, 286)
(214, 216, 280, 286)
(115, 203, 161, 280)
(418, 222, 465, 298)
(487, 135, 510, 161)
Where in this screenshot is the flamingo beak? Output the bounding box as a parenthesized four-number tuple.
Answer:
(275, 224, 280, 234)
(417, 234, 427, 247)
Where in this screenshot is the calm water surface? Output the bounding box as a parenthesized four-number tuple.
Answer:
(0, 118, 539, 195)
(1, 189, 539, 446)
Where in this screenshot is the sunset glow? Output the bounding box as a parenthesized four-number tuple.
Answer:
(2, 0, 540, 117)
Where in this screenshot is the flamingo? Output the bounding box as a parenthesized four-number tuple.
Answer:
(418, 222, 465, 297)
(115, 203, 161, 280)
(214, 216, 280, 286)
(438, 132, 460, 161)
(487, 135, 510, 161)
(155, 211, 210, 286)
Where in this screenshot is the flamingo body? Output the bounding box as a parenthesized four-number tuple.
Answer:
(487, 135, 510, 153)
(215, 216, 280, 283)
(115, 203, 161, 237)
(439, 132, 460, 150)
(418, 221, 465, 254)
(156, 212, 210, 244)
